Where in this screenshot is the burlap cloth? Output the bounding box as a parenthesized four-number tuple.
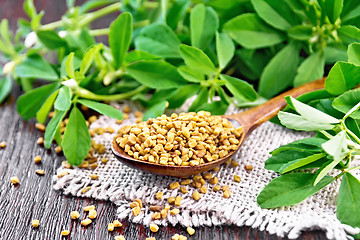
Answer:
(53, 100, 360, 240)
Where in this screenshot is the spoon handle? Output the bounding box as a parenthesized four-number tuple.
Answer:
(229, 78, 326, 134)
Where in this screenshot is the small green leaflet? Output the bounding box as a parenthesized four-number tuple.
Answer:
(197, 101, 229, 115)
(167, 84, 201, 109)
(109, 12, 132, 69)
(337, 25, 360, 45)
(257, 172, 334, 208)
(179, 44, 217, 75)
(265, 150, 313, 173)
(65, 52, 75, 79)
(280, 153, 326, 174)
(62, 107, 91, 165)
(215, 32, 235, 69)
(44, 110, 66, 148)
(293, 51, 325, 87)
(325, 61, 360, 95)
(322, 0, 343, 24)
(220, 74, 257, 101)
(36, 89, 59, 124)
(278, 111, 335, 131)
(80, 43, 103, 75)
(347, 42, 360, 65)
(177, 66, 203, 83)
(332, 88, 360, 119)
(54, 86, 71, 111)
(321, 131, 347, 159)
(77, 99, 123, 120)
(0, 76, 12, 104)
(36, 30, 67, 49)
(287, 25, 313, 41)
(15, 54, 59, 81)
(337, 172, 360, 235)
(271, 137, 326, 154)
(189, 87, 208, 112)
(142, 100, 168, 121)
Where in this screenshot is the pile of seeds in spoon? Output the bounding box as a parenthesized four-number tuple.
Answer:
(116, 111, 242, 166)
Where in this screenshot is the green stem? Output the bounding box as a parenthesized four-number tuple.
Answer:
(90, 28, 109, 36)
(335, 170, 346, 180)
(341, 120, 360, 145)
(39, 20, 64, 31)
(77, 85, 147, 101)
(79, 2, 121, 27)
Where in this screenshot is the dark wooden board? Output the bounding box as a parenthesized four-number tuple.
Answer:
(0, 1, 327, 239)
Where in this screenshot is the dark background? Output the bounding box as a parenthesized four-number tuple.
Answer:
(0, 0, 327, 239)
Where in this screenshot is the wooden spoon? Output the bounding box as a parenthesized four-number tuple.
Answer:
(112, 78, 325, 177)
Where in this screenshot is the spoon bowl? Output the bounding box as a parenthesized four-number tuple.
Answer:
(112, 78, 325, 177)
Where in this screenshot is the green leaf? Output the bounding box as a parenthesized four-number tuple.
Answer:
(126, 60, 187, 89)
(168, 84, 201, 109)
(293, 51, 325, 87)
(0, 76, 12, 104)
(135, 23, 181, 58)
(190, 4, 219, 50)
(179, 44, 217, 75)
(236, 49, 271, 80)
(109, 12, 132, 68)
(325, 61, 360, 95)
(259, 43, 300, 98)
(44, 110, 66, 149)
(17, 83, 59, 120)
(338, 25, 360, 45)
(323, 0, 343, 23)
(333, 88, 360, 119)
(216, 32, 234, 69)
(280, 153, 326, 174)
(54, 125, 62, 146)
(15, 54, 59, 81)
(324, 43, 348, 64)
(271, 137, 326, 154)
(166, 0, 190, 30)
(220, 74, 257, 101)
(285, 96, 339, 124)
(347, 42, 360, 66)
(0, 19, 13, 47)
(178, 66, 203, 83)
(36, 30, 67, 49)
(287, 25, 313, 40)
(80, 43, 103, 75)
(251, 0, 299, 31)
(65, 52, 75, 79)
(125, 50, 161, 64)
(142, 100, 168, 121)
(257, 173, 334, 208)
(77, 99, 123, 120)
(24, 0, 37, 18)
(265, 150, 313, 172)
(337, 172, 360, 232)
(62, 107, 91, 165)
(61, 54, 81, 78)
(36, 89, 59, 124)
(278, 111, 335, 131)
(197, 101, 229, 115)
(54, 86, 71, 111)
(189, 87, 208, 112)
(223, 13, 285, 49)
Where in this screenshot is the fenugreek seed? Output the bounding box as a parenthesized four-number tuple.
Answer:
(106, 127, 115, 134)
(224, 158, 231, 165)
(81, 186, 91, 194)
(200, 186, 207, 194)
(57, 170, 69, 178)
(35, 170, 45, 176)
(88, 115, 97, 123)
(155, 191, 163, 200)
(180, 179, 191, 185)
(101, 157, 108, 164)
(170, 208, 180, 215)
(32, 219, 39, 227)
(10, 176, 19, 185)
(108, 223, 115, 231)
(200, 179, 206, 186)
(90, 163, 98, 169)
(123, 113, 129, 119)
(115, 235, 126, 240)
(202, 172, 212, 180)
(150, 223, 159, 232)
(123, 105, 131, 113)
(113, 220, 122, 227)
(61, 230, 70, 236)
(193, 175, 202, 182)
(62, 161, 71, 169)
(160, 209, 167, 219)
(168, 197, 175, 204)
(187, 227, 195, 235)
(149, 205, 162, 212)
(245, 165, 254, 171)
(132, 206, 141, 216)
(90, 174, 98, 180)
(136, 117, 142, 123)
(223, 190, 231, 198)
(34, 156, 42, 164)
(172, 234, 187, 240)
(234, 175, 241, 182)
(0, 141, 6, 148)
(169, 182, 180, 190)
(164, 205, 170, 212)
(174, 196, 182, 206)
(134, 111, 143, 118)
(55, 146, 62, 154)
(192, 191, 201, 201)
(209, 177, 218, 185)
(116, 119, 123, 124)
(37, 137, 44, 145)
(152, 212, 161, 220)
(211, 167, 220, 171)
(48, 111, 55, 118)
(129, 202, 139, 208)
(88, 209, 97, 219)
(78, 161, 89, 168)
(146, 238, 156, 240)
(84, 205, 95, 211)
(180, 187, 188, 194)
(81, 218, 92, 226)
(213, 185, 221, 192)
(98, 146, 106, 154)
(35, 123, 46, 131)
(135, 199, 143, 208)
(231, 160, 239, 167)
(70, 211, 80, 220)
(223, 185, 230, 191)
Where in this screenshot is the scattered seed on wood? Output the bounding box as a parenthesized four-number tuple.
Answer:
(155, 191, 163, 200)
(10, 176, 19, 185)
(35, 170, 45, 176)
(108, 223, 115, 231)
(150, 223, 159, 232)
(115, 235, 126, 240)
(61, 230, 70, 236)
(83, 205, 95, 211)
(35, 123, 46, 131)
(54, 146, 62, 154)
(180, 187, 188, 194)
(70, 211, 80, 220)
(132, 206, 141, 216)
(32, 219, 39, 227)
(213, 185, 221, 192)
(36, 137, 44, 145)
(192, 191, 201, 201)
(113, 220, 122, 227)
(187, 227, 195, 235)
(234, 175, 241, 182)
(88, 209, 97, 219)
(150, 205, 162, 212)
(169, 182, 180, 190)
(245, 165, 254, 171)
(34, 156, 42, 164)
(0, 141, 6, 148)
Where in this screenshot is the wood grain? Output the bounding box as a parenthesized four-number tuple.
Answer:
(0, 1, 327, 239)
